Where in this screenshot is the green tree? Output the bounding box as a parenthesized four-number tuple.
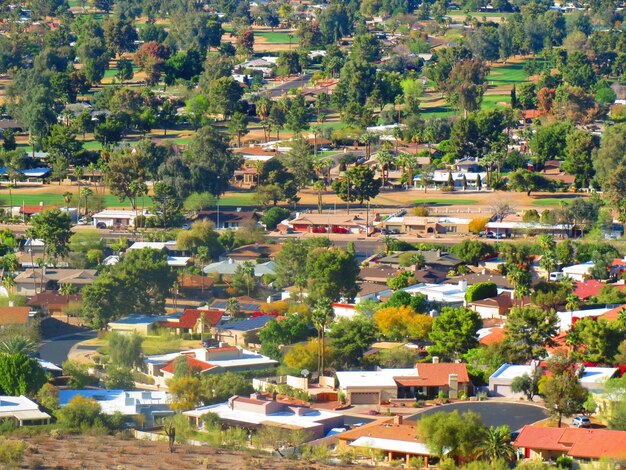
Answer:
(311, 297, 334, 375)
(453, 239, 492, 265)
(116, 57, 134, 83)
(57, 396, 103, 429)
(504, 307, 558, 362)
(511, 371, 542, 401)
(227, 112, 248, 147)
(62, 360, 94, 389)
(541, 369, 588, 427)
(103, 366, 135, 389)
(0, 352, 47, 396)
(475, 426, 515, 463)
(231, 261, 256, 296)
(465, 282, 497, 303)
(261, 207, 290, 231)
(418, 410, 485, 459)
(26, 209, 72, 263)
(563, 129, 597, 188)
(507, 169, 552, 196)
(108, 331, 143, 368)
(428, 307, 482, 361)
(0, 335, 36, 355)
(329, 317, 379, 368)
(306, 246, 359, 301)
(332, 165, 382, 211)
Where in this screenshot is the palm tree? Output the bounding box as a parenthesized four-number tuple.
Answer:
(311, 298, 334, 376)
(7, 183, 15, 216)
(80, 187, 93, 217)
(313, 180, 325, 213)
(374, 148, 394, 188)
(359, 132, 378, 160)
(0, 335, 36, 355)
(59, 283, 77, 296)
(62, 191, 73, 212)
(2, 276, 15, 295)
(475, 426, 515, 462)
(74, 166, 83, 216)
(196, 246, 211, 292)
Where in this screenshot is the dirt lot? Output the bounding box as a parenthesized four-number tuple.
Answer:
(17, 434, 354, 469)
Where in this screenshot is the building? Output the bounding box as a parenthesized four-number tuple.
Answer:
(92, 209, 152, 229)
(402, 281, 468, 307)
(0, 306, 35, 327)
(444, 273, 513, 290)
(14, 268, 97, 295)
(561, 262, 595, 281)
(203, 258, 276, 278)
(108, 314, 170, 335)
(376, 250, 463, 271)
(469, 292, 515, 319)
(381, 216, 471, 236)
(220, 244, 281, 262)
(489, 363, 619, 397)
(184, 393, 343, 440)
(212, 315, 276, 346)
(354, 283, 393, 304)
(485, 221, 576, 238)
(336, 362, 471, 404)
(337, 416, 445, 466)
(514, 426, 626, 462)
(209, 296, 265, 315)
(159, 309, 223, 335)
(27, 292, 82, 315)
(285, 213, 369, 235)
(59, 390, 173, 428)
(144, 345, 277, 387)
(0, 395, 51, 426)
(556, 307, 613, 332)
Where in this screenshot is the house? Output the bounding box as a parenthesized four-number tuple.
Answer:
(354, 283, 393, 304)
(14, 268, 98, 295)
(514, 426, 626, 462)
(0, 395, 51, 426)
(0, 306, 35, 327)
(444, 273, 513, 290)
(381, 216, 471, 235)
(413, 171, 487, 189)
(0, 167, 51, 184)
(285, 213, 369, 235)
(469, 292, 514, 319)
(59, 390, 174, 428)
(92, 209, 151, 229)
(177, 273, 215, 293)
(556, 307, 613, 332)
(212, 315, 276, 346)
(489, 363, 619, 397)
(337, 416, 445, 466)
(485, 221, 576, 238)
(203, 258, 276, 278)
(209, 296, 265, 315)
(159, 309, 223, 335)
(478, 326, 506, 345)
(192, 210, 259, 230)
(220, 244, 281, 262)
(402, 281, 468, 307)
(574, 280, 607, 299)
(127, 241, 179, 253)
(336, 361, 471, 404)
(27, 292, 82, 315)
(359, 265, 400, 283)
(561, 262, 595, 281)
(376, 250, 463, 271)
(108, 314, 170, 335)
(144, 345, 277, 387)
(183, 393, 343, 440)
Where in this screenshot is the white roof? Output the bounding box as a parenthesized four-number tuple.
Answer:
(242, 154, 274, 162)
(0, 395, 44, 414)
(579, 367, 619, 386)
(144, 347, 278, 370)
(92, 209, 151, 219)
(37, 358, 62, 372)
(402, 283, 466, 303)
(556, 307, 612, 332)
(490, 364, 534, 380)
(336, 368, 418, 389)
(167, 256, 191, 267)
(128, 241, 177, 251)
(183, 402, 341, 429)
(486, 221, 572, 231)
(203, 259, 276, 277)
(562, 262, 595, 275)
(349, 436, 442, 456)
(59, 390, 171, 416)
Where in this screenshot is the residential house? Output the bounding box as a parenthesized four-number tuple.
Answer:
(469, 292, 515, 319)
(359, 265, 400, 283)
(376, 250, 463, 272)
(0, 167, 51, 184)
(203, 258, 276, 278)
(413, 170, 487, 189)
(191, 210, 259, 230)
(184, 393, 343, 440)
(354, 283, 393, 304)
(27, 292, 82, 315)
(337, 416, 445, 466)
(209, 296, 265, 315)
(59, 390, 174, 428)
(444, 273, 513, 290)
(0, 306, 35, 327)
(574, 280, 609, 300)
(0, 395, 51, 426)
(514, 426, 626, 462)
(144, 345, 277, 387)
(381, 216, 471, 235)
(485, 221, 576, 238)
(489, 363, 619, 397)
(561, 262, 595, 281)
(177, 273, 215, 294)
(108, 314, 170, 335)
(159, 309, 223, 335)
(285, 213, 369, 235)
(212, 315, 276, 346)
(402, 281, 468, 307)
(556, 307, 613, 332)
(92, 209, 151, 229)
(336, 361, 471, 404)
(14, 268, 97, 295)
(220, 244, 280, 262)
(127, 241, 190, 268)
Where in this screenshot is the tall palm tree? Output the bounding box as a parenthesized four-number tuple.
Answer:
(359, 132, 378, 160)
(311, 298, 334, 376)
(62, 191, 73, 212)
(375, 147, 394, 188)
(7, 183, 15, 216)
(196, 246, 211, 293)
(80, 187, 93, 217)
(74, 166, 83, 217)
(475, 426, 515, 462)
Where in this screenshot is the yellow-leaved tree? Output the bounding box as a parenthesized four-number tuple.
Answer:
(374, 306, 433, 341)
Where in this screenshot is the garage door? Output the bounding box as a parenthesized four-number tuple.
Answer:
(350, 392, 379, 404)
(493, 385, 512, 397)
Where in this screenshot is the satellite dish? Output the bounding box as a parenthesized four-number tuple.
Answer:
(301, 369, 310, 377)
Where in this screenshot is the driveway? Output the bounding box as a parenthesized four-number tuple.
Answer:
(407, 402, 548, 431)
(38, 320, 97, 366)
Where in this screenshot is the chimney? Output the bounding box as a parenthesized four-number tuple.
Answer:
(393, 415, 403, 425)
(39, 201, 44, 207)
(8, 300, 14, 307)
(436, 249, 441, 258)
(228, 258, 234, 264)
(432, 356, 440, 364)
(458, 280, 468, 292)
(448, 374, 459, 399)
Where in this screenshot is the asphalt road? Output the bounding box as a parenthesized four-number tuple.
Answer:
(266, 73, 313, 98)
(38, 330, 97, 366)
(407, 402, 548, 431)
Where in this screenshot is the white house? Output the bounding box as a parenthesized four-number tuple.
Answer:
(556, 307, 613, 332)
(402, 281, 468, 307)
(92, 209, 152, 229)
(561, 262, 595, 281)
(0, 395, 51, 426)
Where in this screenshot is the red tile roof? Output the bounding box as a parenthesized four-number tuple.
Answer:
(574, 280, 605, 299)
(160, 309, 222, 329)
(19, 205, 52, 215)
(0, 307, 31, 326)
(161, 356, 216, 375)
(479, 327, 506, 345)
(514, 426, 626, 459)
(396, 363, 470, 387)
(600, 304, 626, 322)
(207, 346, 239, 353)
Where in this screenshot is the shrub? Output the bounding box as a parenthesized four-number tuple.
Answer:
(468, 217, 490, 234)
(556, 455, 573, 468)
(0, 437, 26, 465)
(464, 282, 497, 303)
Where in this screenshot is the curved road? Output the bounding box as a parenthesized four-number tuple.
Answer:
(38, 330, 97, 366)
(407, 402, 548, 431)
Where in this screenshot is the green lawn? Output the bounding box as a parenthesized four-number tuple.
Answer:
(255, 31, 296, 44)
(6, 192, 154, 208)
(481, 94, 510, 110)
(412, 198, 479, 205)
(532, 197, 583, 206)
(447, 11, 514, 18)
(83, 140, 103, 151)
(487, 63, 529, 86)
(420, 104, 455, 118)
(219, 193, 256, 207)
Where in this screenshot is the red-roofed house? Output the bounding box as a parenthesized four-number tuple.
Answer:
(514, 425, 626, 461)
(159, 309, 223, 335)
(160, 355, 217, 376)
(479, 327, 506, 345)
(574, 280, 605, 299)
(599, 304, 626, 322)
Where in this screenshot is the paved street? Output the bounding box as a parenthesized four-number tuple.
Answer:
(38, 330, 96, 366)
(266, 73, 313, 98)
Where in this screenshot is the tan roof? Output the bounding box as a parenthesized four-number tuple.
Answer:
(291, 213, 367, 226)
(15, 269, 97, 285)
(338, 418, 420, 443)
(0, 307, 31, 326)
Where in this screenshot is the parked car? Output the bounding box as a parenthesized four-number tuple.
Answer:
(572, 416, 590, 428)
(181, 223, 191, 230)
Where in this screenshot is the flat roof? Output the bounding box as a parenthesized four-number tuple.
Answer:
(59, 390, 171, 415)
(490, 364, 533, 380)
(580, 367, 619, 385)
(350, 436, 441, 456)
(336, 368, 418, 388)
(144, 347, 278, 369)
(109, 314, 169, 326)
(183, 402, 341, 429)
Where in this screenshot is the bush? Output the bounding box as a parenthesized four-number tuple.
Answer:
(556, 455, 573, 468)
(468, 217, 490, 234)
(464, 282, 497, 303)
(261, 207, 290, 231)
(0, 437, 26, 465)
